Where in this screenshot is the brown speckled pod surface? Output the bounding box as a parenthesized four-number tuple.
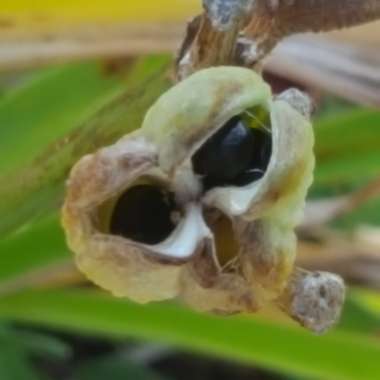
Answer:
(62, 67, 345, 333)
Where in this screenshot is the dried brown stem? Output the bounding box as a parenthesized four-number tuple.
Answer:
(176, 0, 380, 78)
(244, 0, 380, 64)
(176, 16, 240, 79)
(247, 0, 380, 40)
(177, 0, 256, 79)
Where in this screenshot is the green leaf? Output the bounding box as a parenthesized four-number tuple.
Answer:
(309, 107, 380, 227)
(73, 354, 170, 380)
(0, 56, 171, 236)
(10, 329, 72, 360)
(0, 62, 125, 175)
(349, 288, 380, 317)
(0, 329, 48, 380)
(339, 295, 380, 334)
(313, 108, 380, 192)
(1, 288, 380, 380)
(333, 197, 380, 228)
(0, 214, 69, 285)
(0, 347, 47, 380)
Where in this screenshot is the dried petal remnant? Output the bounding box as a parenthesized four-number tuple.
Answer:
(62, 66, 344, 332)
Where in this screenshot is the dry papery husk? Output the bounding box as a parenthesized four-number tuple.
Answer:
(62, 67, 342, 330)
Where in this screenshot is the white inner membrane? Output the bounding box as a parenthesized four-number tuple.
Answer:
(145, 203, 212, 259)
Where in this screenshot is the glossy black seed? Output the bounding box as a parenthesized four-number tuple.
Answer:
(110, 185, 177, 245)
(233, 168, 265, 186)
(234, 127, 272, 186)
(192, 116, 255, 181)
(192, 115, 272, 188)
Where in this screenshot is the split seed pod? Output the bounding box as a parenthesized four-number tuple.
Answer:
(62, 67, 344, 332)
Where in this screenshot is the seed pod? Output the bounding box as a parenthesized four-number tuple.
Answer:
(62, 66, 344, 332)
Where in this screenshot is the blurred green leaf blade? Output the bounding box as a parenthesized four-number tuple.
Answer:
(0, 328, 49, 380)
(1, 288, 380, 380)
(0, 214, 68, 284)
(73, 354, 170, 380)
(0, 62, 126, 175)
(313, 108, 380, 192)
(334, 197, 380, 228)
(0, 55, 171, 236)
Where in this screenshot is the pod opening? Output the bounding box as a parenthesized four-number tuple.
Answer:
(191, 106, 272, 190)
(109, 184, 179, 245)
(203, 208, 239, 272)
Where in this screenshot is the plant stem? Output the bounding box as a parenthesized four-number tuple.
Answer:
(176, 0, 380, 77)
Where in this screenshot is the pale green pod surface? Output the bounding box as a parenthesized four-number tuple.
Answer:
(62, 135, 188, 302)
(203, 97, 315, 303)
(142, 67, 271, 173)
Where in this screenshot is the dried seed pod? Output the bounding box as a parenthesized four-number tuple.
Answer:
(62, 67, 345, 331)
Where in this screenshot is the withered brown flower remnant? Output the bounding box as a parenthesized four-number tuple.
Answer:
(62, 67, 345, 333)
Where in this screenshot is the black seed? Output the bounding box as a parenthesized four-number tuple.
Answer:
(192, 116, 255, 181)
(233, 168, 265, 186)
(234, 127, 272, 186)
(110, 185, 177, 245)
(192, 115, 272, 188)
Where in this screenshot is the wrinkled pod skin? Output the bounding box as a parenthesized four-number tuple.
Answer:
(62, 67, 344, 333)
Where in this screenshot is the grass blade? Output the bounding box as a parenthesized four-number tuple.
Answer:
(0, 56, 171, 236)
(0, 288, 380, 380)
(313, 108, 380, 192)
